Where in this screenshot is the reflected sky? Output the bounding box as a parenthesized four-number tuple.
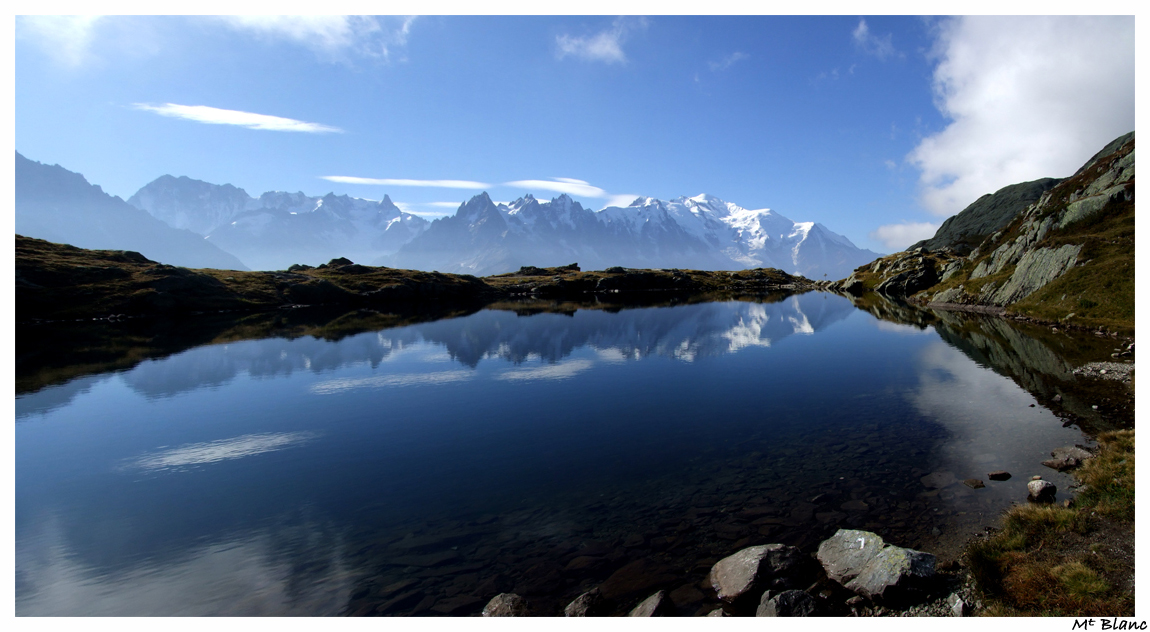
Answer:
(15, 293, 1096, 616)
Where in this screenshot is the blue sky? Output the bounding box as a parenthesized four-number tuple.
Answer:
(14, 14, 1135, 253)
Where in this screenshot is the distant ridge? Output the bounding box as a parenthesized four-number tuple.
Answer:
(15, 152, 249, 271)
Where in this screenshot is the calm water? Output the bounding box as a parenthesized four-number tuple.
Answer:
(15, 293, 1091, 616)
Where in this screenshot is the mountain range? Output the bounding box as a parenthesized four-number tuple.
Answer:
(16, 155, 881, 278)
(127, 174, 879, 279)
(15, 153, 247, 271)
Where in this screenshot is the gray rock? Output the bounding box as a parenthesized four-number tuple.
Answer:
(988, 244, 1082, 305)
(816, 529, 886, 584)
(709, 543, 804, 603)
(706, 607, 730, 617)
(563, 589, 605, 617)
(909, 178, 1061, 255)
(482, 593, 528, 616)
(628, 590, 674, 617)
(844, 546, 937, 603)
(1027, 480, 1057, 502)
(1042, 446, 1093, 471)
(920, 470, 956, 489)
(756, 589, 818, 617)
(948, 593, 967, 616)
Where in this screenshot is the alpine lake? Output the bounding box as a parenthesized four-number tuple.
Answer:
(15, 290, 1132, 616)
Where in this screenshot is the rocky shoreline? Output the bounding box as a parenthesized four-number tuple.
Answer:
(473, 438, 1115, 618)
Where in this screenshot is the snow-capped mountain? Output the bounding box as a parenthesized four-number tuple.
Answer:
(129, 176, 430, 271)
(128, 173, 878, 277)
(388, 192, 881, 279)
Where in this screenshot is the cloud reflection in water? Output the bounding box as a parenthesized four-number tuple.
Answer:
(130, 432, 317, 472)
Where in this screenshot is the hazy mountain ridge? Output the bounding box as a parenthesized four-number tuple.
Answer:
(128, 175, 431, 271)
(14, 152, 249, 271)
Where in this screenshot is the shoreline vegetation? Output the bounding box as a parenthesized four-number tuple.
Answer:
(15, 235, 1134, 617)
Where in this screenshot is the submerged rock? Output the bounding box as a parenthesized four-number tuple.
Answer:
(987, 471, 1011, 481)
(816, 529, 885, 584)
(482, 593, 529, 616)
(756, 590, 818, 617)
(709, 543, 804, 603)
(963, 479, 985, 489)
(1042, 446, 1093, 471)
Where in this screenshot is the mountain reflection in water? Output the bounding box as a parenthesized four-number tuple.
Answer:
(16, 292, 1101, 616)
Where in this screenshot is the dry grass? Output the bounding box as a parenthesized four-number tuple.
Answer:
(965, 430, 1134, 616)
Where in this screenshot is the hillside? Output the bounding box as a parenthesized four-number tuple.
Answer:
(835, 132, 1134, 334)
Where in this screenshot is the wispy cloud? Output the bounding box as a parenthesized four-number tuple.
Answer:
(17, 16, 104, 67)
(852, 18, 900, 60)
(504, 178, 640, 208)
(311, 370, 472, 394)
(494, 359, 594, 382)
(134, 103, 342, 133)
(909, 16, 1134, 216)
(128, 432, 316, 472)
(321, 176, 490, 189)
(216, 15, 416, 63)
(869, 222, 938, 251)
(556, 17, 646, 65)
(709, 52, 749, 72)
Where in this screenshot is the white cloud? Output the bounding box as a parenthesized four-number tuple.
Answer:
(709, 52, 749, 72)
(504, 178, 640, 208)
(852, 18, 899, 60)
(556, 17, 646, 64)
(134, 103, 342, 133)
(909, 16, 1134, 217)
(506, 178, 607, 198)
(216, 15, 416, 63)
(495, 359, 594, 382)
(128, 432, 316, 472)
(321, 176, 490, 189)
(869, 222, 939, 251)
(310, 370, 471, 394)
(17, 16, 103, 67)
(604, 194, 643, 208)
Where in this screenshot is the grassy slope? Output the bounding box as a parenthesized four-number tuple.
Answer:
(966, 430, 1134, 616)
(915, 139, 1134, 333)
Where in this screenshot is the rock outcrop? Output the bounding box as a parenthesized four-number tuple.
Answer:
(708, 544, 805, 604)
(835, 132, 1134, 333)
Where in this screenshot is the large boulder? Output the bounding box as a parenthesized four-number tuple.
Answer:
(1027, 480, 1057, 502)
(816, 529, 886, 584)
(843, 546, 936, 604)
(481, 593, 529, 616)
(755, 590, 818, 617)
(709, 544, 804, 603)
(628, 590, 674, 616)
(563, 589, 607, 617)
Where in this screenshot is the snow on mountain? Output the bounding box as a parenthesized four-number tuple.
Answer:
(127, 173, 878, 277)
(129, 176, 429, 271)
(389, 192, 880, 279)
